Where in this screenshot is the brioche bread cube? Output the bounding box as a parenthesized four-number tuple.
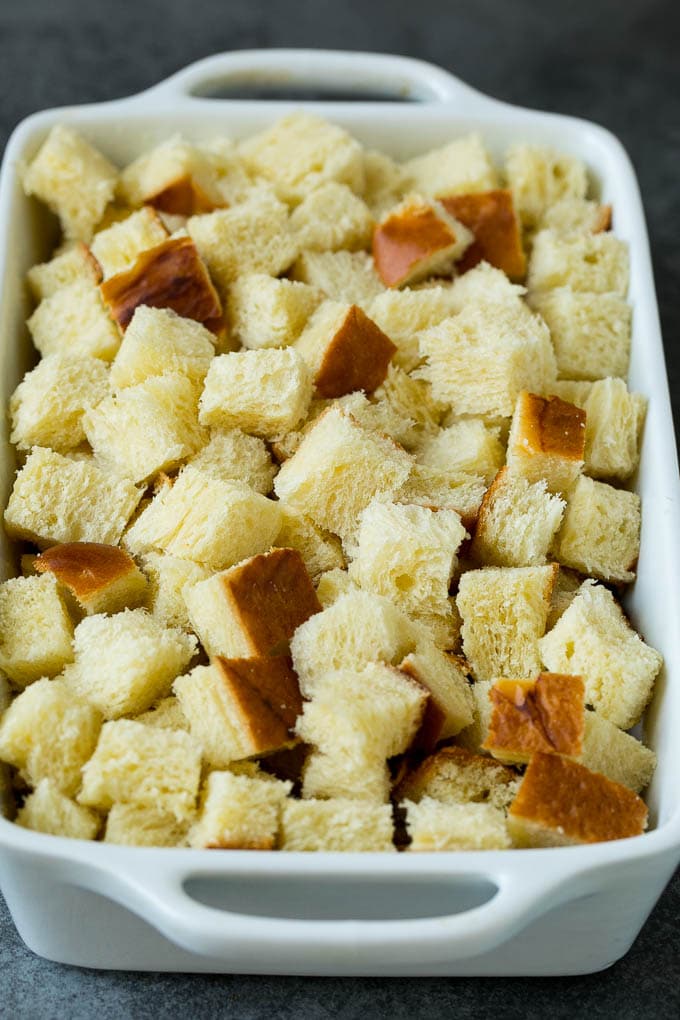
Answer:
(291, 250, 385, 305)
(553, 475, 640, 583)
(239, 112, 364, 202)
(372, 195, 473, 288)
(301, 749, 391, 803)
(91, 206, 169, 278)
(399, 644, 473, 742)
(504, 144, 587, 228)
(140, 552, 211, 631)
(0, 574, 74, 687)
(506, 391, 586, 494)
(65, 608, 196, 719)
(17, 779, 101, 840)
(184, 548, 321, 659)
(273, 407, 412, 545)
(0, 678, 101, 796)
(123, 467, 282, 571)
(582, 710, 656, 793)
(22, 125, 118, 241)
(315, 567, 356, 607)
(541, 197, 612, 236)
(227, 273, 323, 350)
(135, 695, 189, 732)
(280, 799, 394, 851)
(366, 285, 461, 370)
(118, 135, 224, 215)
(189, 770, 291, 850)
(28, 278, 122, 361)
(457, 565, 557, 681)
(540, 580, 661, 729)
(396, 465, 487, 534)
(507, 751, 647, 847)
(440, 189, 526, 279)
(290, 181, 374, 252)
(174, 656, 301, 767)
(416, 419, 505, 486)
(199, 348, 312, 437)
(104, 803, 192, 847)
(274, 505, 345, 581)
(27, 241, 102, 301)
(530, 287, 631, 380)
(528, 230, 629, 295)
(294, 302, 396, 398)
(185, 429, 275, 495)
(372, 364, 444, 445)
(404, 798, 511, 851)
(471, 467, 565, 567)
(395, 745, 520, 812)
(35, 542, 147, 616)
(483, 672, 584, 765)
(362, 149, 405, 217)
(110, 306, 215, 389)
(401, 134, 498, 198)
(9, 353, 110, 454)
(79, 719, 201, 820)
(5, 447, 141, 549)
(455, 679, 495, 754)
(187, 186, 298, 288)
(582, 378, 646, 480)
(444, 260, 527, 309)
(200, 136, 257, 205)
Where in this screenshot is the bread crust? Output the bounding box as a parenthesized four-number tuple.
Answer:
(373, 202, 459, 287)
(314, 305, 396, 398)
(516, 391, 586, 461)
(483, 672, 584, 764)
(396, 744, 517, 802)
(441, 189, 526, 280)
(213, 654, 303, 755)
(146, 174, 225, 217)
(35, 542, 139, 599)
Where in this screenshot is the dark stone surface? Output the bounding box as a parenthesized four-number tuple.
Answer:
(1, 0, 679, 1015)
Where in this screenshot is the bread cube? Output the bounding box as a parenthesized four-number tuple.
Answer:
(91, 206, 169, 278)
(291, 250, 385, 305)
(118, 135, 224, 215)
(174, 656, 302, 768)
(135, 695, 189, 732)
(399, 643, 473, 743)
(9, 353, 109, 454)
(366, 285, 461, 370)
(79, 719, 201, 820)
(401, 133, 498, 198)
(506, 391, 586, 494)
(0, 574, 73, 687)
(440, 189, 526, 279)
(27, 241, 102, 301)
(290, 181, 374, 252)
(507, 752, 647, 847)
(582, 378, 646, 480)
(404, 798, 510, 851)
(372, 196, 473, 288)
(187, 186, 298, 288)
(274, 505, 345, 581)
(301, 748, 391, 803)
(123, 467, 282, 571)
(65, 608, 196, 718)
(528, 230, 629, 295)
(396, 745, 520, 812)
(531, 287, 631, 380)
(139, 552, 210, 631)
(35, 542, 147, 616)
(472, 468, 565, 567)
(104, 803, 192, 847)
(457, 565, 557, 680)
(504, 144, 587, 228)
(280, 799, 394, 852)
(200, 136, 256, 205)
(455, 679, 495, 754)
(4, 447, 141, 548)
(199, 348, 312, 437)
(372, 364, 444, 446)
(188, 432, 276, 498)
(582, 710, 656, 793)
(315, 568, 355, 607)
(540, 580, 661, 729)
(362, 148, 405, 216)
(189, 771, 291, 849)
(22, 125, 118, 241)
(416, 419, 504, 485)
(396, 465, 487, 534)
(553, 475, 640, 583)
(444, 260, 527, 309)
(17, 779, 101, 840)
(227, 273, 323, 350)
(184, 548, 321, 659)
(295, 302, 396, 398)
(541, 197, 612, 236)
(110, 306, 215, 389)
(28, 278, 122, 361)
(239, 112, 364, 202)
(483, 672, 584, 765)
(273, 408, 412, 545)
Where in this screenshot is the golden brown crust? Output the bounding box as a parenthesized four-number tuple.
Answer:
(440, 189, 526, 280)
(100, 235, 222, 331)
(509, 751, 648, 843)
(146, 175, 225, 217)
(214, 654, 303, 755)
(314, 305, 396, 398)
(372, 201, 458, 287)
(470, 466, 508, 556)
(206, 838, 274, 850)
(79, 241, 104, 285)
(483, 672, 584, 764)
(35, 542, 138, 599)
(593, 204, 613, 233)
(513, 391, 586, 462)
(396, 744, 517, 801)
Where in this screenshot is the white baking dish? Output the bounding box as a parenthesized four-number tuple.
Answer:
(0, 49, 678, 978)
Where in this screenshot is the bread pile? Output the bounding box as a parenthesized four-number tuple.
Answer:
(0, 115, 660, 851)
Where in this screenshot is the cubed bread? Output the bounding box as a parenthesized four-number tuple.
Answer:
(401, 133, 498, 197)
(64, 608, 196, 718)
(0, 678, 101, 796)
(9, 353, 109, 455)
(199, 348, 312, 437)
(396, 464, 487, 534)
(27, 278, 122, 361)
(179, 433, 270, 497)
(483, 672, 584, 765)
(280, 798, 394, 851)
(35, 542, 147, 615)
(505, 390, 586, 494)
(553, 475, 640, 583)
(104, 803, 192, 847)
(366, 285, 461, 370)
(372, 364, 444, 447)
(273, 407, 412, 545)
(582, 378, 646, 480)
(91, 205, 169, 277)
(541, 197, 612, 236)
(0, 574, 74, 687)
(507, 751, 647, 846)
(581, 710, 656, 793)
(135, 695, 189, 732)
(140, 552, 211, 631)
(504, 144, 587, 228)
(362, 148, 405, 217)
(455, 680, 495, 753)
(27, 241, 102, 301)
(398, 643, 473, 743)
(294, 302, 396, 398)
(301, 748, 391, 803)
(79, 719, 201, 820)
(528, 230, 629, 295)
(395, 745, 520, 811)
(530, 287, 631, 380)
(184, 548, 321, 659)
(443, 260, 527, 309)
(372, 195, 473, 288)
(22, 125, 118, 241)
(457, 565, 557, 680)
(200, 136, 257, 205)
(118, 135, 224, 214)
(4, 447, 141, 548)
(315, 567, 356, 607)
(403, 798, 511, 851)
(174, 656, 302, 767)
(239, 112, 364, 202)
(440, 189, 526, 279)
(110, 306, 215, 389)
(290, 181, 374, 252)
(472, 468, 565, 567)
(227, 273, 323, 350)
(17, 779, 101, 840)
(123, 467, 282, 571)
(416, 419, 504, 486)
(274, 505, 345, 581)
(189, 770, 291, 849)
(291, 250, 385, 305)
(539, 580, 662, 730)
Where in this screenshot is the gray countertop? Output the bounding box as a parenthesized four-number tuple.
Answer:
(1, 0, 679, 1015)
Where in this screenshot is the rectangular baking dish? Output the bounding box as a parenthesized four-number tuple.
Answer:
(0, 49, 679, 978)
